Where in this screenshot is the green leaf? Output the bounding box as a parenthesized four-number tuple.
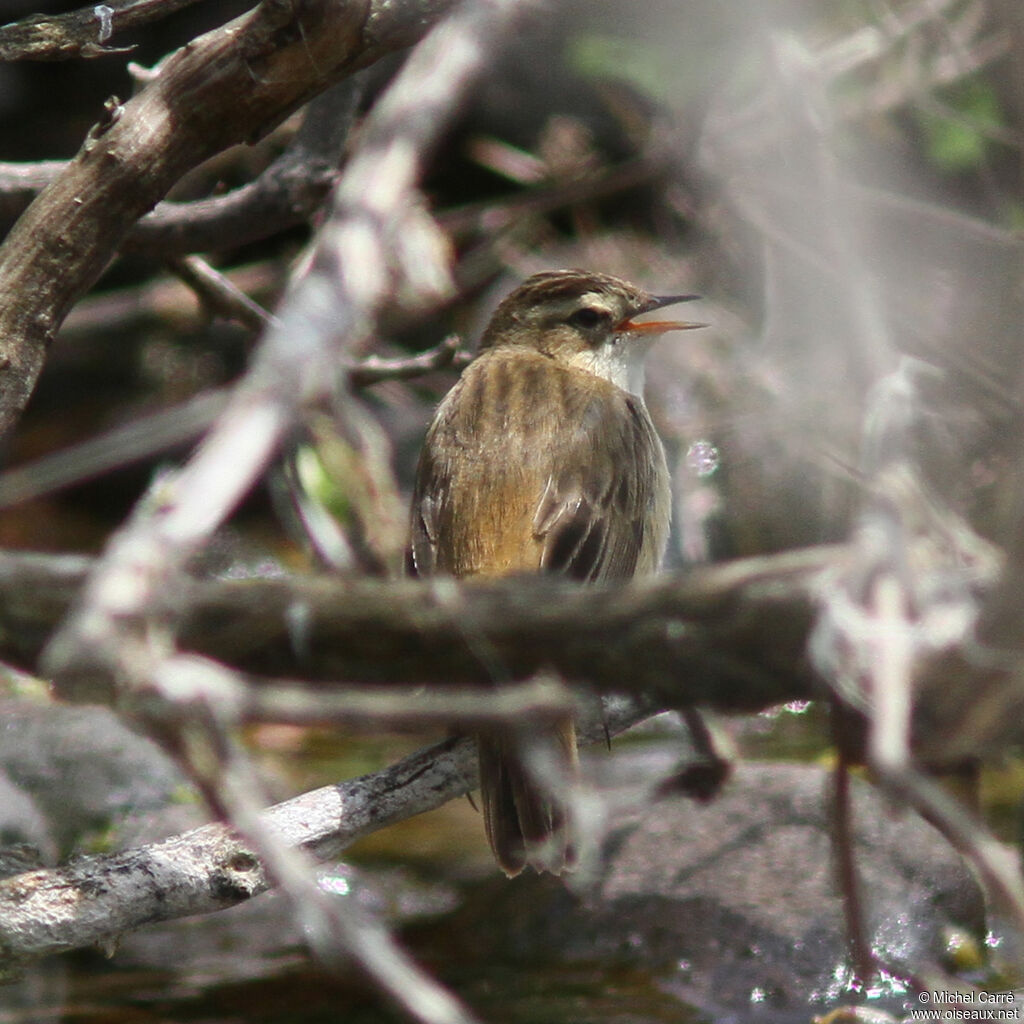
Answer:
(918, 80, 1005, 173)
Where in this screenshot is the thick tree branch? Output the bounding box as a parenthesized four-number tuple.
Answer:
(0, 0, 204, 61)
(0, 76, 356, 256)
(178, 550, 832, 708)
(0, 546, 835, 710)
(0, 0, 461, 440)
(6, 541, 1019, 760)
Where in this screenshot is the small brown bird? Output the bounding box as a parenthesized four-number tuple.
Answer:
(408, 269, 703, 875)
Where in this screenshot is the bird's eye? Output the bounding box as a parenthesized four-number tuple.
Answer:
(567, 307, 610, 330)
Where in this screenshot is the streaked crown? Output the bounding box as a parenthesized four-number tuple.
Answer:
(479, 270, 655, 353)
(476, 269, 701, 396)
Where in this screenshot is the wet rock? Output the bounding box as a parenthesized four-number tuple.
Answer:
(447, 758, 985, 1019)
(0, 770, 53, 867)
(0, 698, 190, 860)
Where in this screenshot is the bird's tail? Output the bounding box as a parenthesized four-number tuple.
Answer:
(477, 717, 579, 877)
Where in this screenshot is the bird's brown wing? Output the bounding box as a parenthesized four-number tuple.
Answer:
(408, 348, 668, 582)
(407, 347, 669, 875)
(531, 386, 668, 581)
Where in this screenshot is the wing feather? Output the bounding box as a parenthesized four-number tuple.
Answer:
(409, 348, 669, 582)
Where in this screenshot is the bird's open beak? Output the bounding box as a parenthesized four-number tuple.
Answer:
(616, 293, 706, 334)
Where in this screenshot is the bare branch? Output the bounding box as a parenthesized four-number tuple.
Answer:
(0, 160, 64, 224)
(123, 75, 365, 258)
(246, 678, 575, 730)
(0, 546, 836, 712)
(164, 686, 481, 1024)
(348, 334, 466, 386)
(177, 549, 833, 711)
(6, 538, 1020, 757)
(0, 77, 361, 257)
(0, 336, 463, 510)
(56, 260, 279, 335)
(872, 761, 1024, 935)
(0, 0, 204, 61)
(0, 391, 229, 510)
(0, 139, 671, 265)
(147, 655, 577, 729)
(441, 152, 673, 241)
(168, 255, 274, 332)
(0, 0, 462, 439)
(0, 696, 654, 966)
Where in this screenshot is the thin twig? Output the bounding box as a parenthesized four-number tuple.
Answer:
(830, 707, 876, 985)
(440, 153, 671, 240)
(186, 657, 576, 730)
(348, 335, 466, 386)
(168, 255, 275, 332)
(0, 335, 467, 510)
(0, 390, 230, 509)
(56, 261, 280, 335)
(0, 160, 65, 223)
(872, 762, 1024, 935)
